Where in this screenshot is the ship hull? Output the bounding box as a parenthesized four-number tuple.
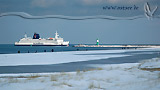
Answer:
(14, 44, 68, 46)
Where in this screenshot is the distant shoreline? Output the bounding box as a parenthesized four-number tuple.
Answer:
(74, 44, 160, 48)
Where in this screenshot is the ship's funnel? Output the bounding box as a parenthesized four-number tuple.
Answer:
(33, 33, 40, 39)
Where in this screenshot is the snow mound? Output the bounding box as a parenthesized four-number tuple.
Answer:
(139, 58, 160, 69)
(0, 63, 160, 90)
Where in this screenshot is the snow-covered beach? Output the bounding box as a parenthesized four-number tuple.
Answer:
(0, 48, 160, 90)
(0, 49, 130, 66)
(0, 48, 159, 66)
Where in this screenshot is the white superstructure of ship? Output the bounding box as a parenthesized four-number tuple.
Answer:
(15, 31, 69, 46)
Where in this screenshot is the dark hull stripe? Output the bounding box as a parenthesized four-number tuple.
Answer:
(15, 45, 68, 46)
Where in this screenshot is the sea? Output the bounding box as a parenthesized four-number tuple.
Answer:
(0, 44, 139, 54)
(0, 44, 160, 74)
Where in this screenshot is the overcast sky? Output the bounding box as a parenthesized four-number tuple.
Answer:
(0, 0, 160, 44)
(0, 0, 160, 16)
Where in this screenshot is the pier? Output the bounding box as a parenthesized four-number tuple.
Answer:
(74, 44, 160, 48)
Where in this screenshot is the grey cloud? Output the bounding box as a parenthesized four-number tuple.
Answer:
(81, 0, 150, 5)
(31, 0, 66, 8)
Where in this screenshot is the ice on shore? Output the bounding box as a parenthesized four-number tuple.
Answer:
(1, 48, 160, 66)
(139, 58, 160, 69)
(0, 58, 160, 90)
(0, 50, 130, 66)
(0, 48, 160, 90)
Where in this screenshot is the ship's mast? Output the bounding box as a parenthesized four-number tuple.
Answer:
(55, 31, 59, 39)
(24, 33, 27, 38)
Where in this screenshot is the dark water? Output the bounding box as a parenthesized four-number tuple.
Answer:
(0, 44, 139, 54)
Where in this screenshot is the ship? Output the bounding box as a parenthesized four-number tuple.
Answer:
(15, 31, 69, 46)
